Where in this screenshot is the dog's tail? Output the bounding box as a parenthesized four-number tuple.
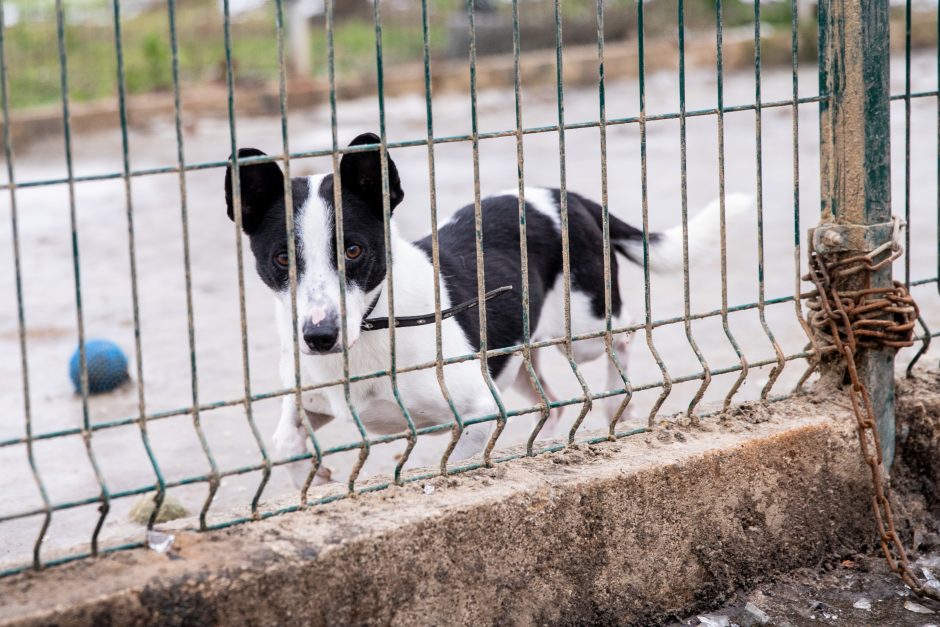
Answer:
(593, 193, 753, 273)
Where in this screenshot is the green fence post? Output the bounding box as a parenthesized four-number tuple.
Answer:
(817, 0, 896, 468)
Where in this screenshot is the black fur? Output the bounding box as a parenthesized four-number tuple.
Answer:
(225, 150, 310, 292)
(225, 148, 286, 234)
(416, 196, 556, 378)
(415, 190, 645, 378)
(225, 135, 396, 296)
(339, 132, 404, 213)
(551, 189, 622, 320)
(572, 190, 658, 264)
(317, 174, 389, 295)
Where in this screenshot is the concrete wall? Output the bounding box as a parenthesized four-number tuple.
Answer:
(3, 370, 938, 626)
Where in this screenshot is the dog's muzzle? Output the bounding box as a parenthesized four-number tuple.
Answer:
(303, 307, 340, 353)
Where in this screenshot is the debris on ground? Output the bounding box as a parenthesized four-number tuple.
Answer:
(905, 600, 935, 614)
(671, 552, 940, 627)
(669, 371, 940, 627)
(696, 614, 730, 627)
(743, 601, 770, 625)
(852, 597, 872, 611)
(145, 530, 175, 554)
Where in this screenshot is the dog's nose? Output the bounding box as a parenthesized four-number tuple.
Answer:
(303, 317, 339, 353)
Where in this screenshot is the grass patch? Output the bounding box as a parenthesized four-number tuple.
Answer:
(2, 0, 442, 110)
(0, 0, 808, 112)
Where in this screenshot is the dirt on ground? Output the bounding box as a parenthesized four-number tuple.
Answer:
(674, 369, 940, 627)
(674, 553, 940, 627)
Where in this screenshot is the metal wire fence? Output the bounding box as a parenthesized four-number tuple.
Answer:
(0, 0, 937, 577)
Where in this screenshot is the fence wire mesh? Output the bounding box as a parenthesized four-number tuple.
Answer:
(0, 0, 937, 577)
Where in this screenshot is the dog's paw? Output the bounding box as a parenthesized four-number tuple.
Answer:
(273, 421, 307, 459)
(286, 460, 335, 490)
(312, 464, 334, 486)
(286, 461, 310, 490)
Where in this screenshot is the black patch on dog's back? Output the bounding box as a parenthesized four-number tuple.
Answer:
(415, 190, 627, 379)
(551, 190, 624, 320)
(415, 195, 555, 378)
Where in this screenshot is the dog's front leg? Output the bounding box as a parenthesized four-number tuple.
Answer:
(273, 397, 335, 488)
(273, 394, 305, 454)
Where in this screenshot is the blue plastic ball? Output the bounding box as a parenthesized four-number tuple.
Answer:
(69, 339, 130, 394)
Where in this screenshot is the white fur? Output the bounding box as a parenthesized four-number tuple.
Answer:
(274, 194, 499, 485)
(619, 192, 753, 273)
(273, 175, 371, 355)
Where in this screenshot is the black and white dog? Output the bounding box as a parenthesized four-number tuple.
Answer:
(225, 133, 750, 484)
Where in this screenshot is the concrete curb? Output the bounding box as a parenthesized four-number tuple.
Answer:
(1, 389, 881, 627)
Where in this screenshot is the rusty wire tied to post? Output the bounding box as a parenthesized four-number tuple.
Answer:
(802, 219, 938, 602)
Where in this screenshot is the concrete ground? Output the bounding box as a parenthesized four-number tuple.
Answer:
(1, 50, 938, 571)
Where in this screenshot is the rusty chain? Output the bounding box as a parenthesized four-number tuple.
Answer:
(802, 220, 938, 602)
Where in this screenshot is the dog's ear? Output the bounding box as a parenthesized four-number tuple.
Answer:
(339, 132, 404, 213)
(225, 148, 285, 234)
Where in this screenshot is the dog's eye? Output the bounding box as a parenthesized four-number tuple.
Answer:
(274, 252, 290, 268)
(345, 244, 363, 260)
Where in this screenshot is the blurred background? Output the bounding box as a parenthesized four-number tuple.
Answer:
(0, 0, 815, 109)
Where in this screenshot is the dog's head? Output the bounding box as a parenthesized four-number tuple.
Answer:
(225, 132, 404, 355)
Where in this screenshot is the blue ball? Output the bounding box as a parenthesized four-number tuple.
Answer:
(69, 339, 129, 395)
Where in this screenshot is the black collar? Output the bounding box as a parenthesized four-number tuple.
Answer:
(360, 285, 512, 331)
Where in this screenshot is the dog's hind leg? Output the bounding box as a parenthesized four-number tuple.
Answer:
(450, 420, 493, 461)
(512, 349, 563, 440)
